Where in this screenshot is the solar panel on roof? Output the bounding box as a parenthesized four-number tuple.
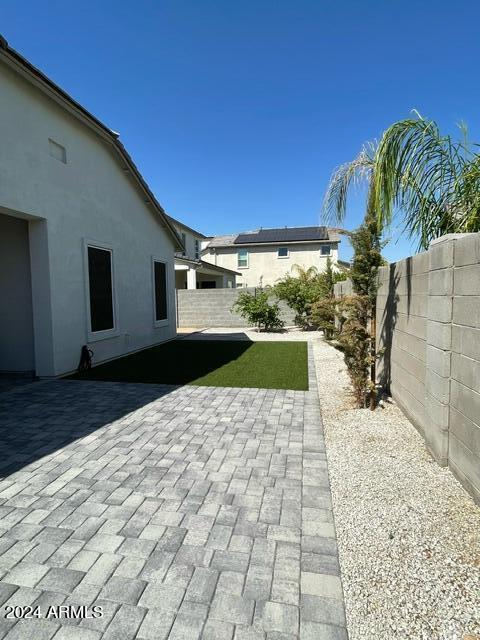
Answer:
(233, 227, 328, 244)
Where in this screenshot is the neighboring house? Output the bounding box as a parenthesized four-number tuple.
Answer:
(167, 216, 239, 289)
(0, 35, 182, 378)
(202, 226, 341, 287)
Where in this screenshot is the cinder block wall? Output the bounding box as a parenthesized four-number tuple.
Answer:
(376, 251, 429, 440)
(176, 288, 296, 328)
(338, 233, 480, 503)
(449, 234, 480, 499)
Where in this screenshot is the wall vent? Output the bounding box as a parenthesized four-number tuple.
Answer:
(49, 138, 66, 163)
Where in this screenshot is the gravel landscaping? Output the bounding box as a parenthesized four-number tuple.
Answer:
(313, 335, 480, 640)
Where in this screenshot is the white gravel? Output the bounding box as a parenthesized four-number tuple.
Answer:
(312, 335, 480, 640)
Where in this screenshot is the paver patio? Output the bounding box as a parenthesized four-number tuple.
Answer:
(0, 347, 347, 639)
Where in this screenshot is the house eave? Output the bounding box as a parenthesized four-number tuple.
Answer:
(0, 34, 183, 252)
(174, 256, 240, 276)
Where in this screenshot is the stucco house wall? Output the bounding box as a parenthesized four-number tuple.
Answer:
(172, 221, 203, 261)
(170, 219, 238, 289)
(0, 215, 35, 371)
(0, 54, 177, 377)
(202, 242, 339, 287)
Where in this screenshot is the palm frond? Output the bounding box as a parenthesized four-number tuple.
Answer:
(373, 115, 480, 249)
(322, 146, 375, 225)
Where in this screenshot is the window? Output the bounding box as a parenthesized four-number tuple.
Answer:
(49, 138, 66, 163)
(195, 239, 200, 260)
(238, 249, 249, 268)
(181, 232, 186, 256)
(277, 247, 289, 258)
(321, 244, 331, 256)
(87, 246, 114, 332)
(154, 260, 168, 322)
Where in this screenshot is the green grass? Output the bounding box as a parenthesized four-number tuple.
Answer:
(70, 339, 308, 390)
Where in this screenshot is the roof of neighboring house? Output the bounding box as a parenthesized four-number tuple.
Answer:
(165, 215, 208, 239)
(0, 34, 183, 251)
(204, 226, 341, 249)
(204, 234, 239, 248)
(174, 256, 240, 276)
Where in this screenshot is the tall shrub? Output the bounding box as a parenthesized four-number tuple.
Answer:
(336, 212, 384, 408)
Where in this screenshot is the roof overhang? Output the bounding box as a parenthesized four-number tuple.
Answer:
(166, 215, 208, 239)
(174, 256, 240, 276)
(0, 35, 183, 252)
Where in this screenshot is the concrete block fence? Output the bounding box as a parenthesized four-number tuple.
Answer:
(176, 287, 296, 328)
(335, 232, 480, 503)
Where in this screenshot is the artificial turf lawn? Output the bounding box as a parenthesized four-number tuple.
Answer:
(70, 339, 308, 390)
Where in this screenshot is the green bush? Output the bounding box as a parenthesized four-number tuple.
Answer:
(335, 295, 373, 407)
(232, 290, 284, 332)
(274, 261, 347, 329)
(310, 297, 338, 340)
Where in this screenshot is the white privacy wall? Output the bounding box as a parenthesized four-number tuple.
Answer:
(0, 60, 177, 376)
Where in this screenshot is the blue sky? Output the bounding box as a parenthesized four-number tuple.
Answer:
(2, 0, 480, 262)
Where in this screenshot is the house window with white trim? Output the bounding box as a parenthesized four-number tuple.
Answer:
(238, 249, 249, 268)
(153, 260, 168, 321)
(87, 246, 114, 332)
(277, 247, 289, 258)
(320, 244, 331, 256)
(195, 239, 200, 260)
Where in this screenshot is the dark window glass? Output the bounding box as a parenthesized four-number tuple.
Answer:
(88, 246, 114, 332)
(154, 261, 168, 321)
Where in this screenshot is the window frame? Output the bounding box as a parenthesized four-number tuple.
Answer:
(320, 244, 331, 256)
(181, 232, 187, 257)
(194, 238, 200, 260)
(237, 248, 249, 269)
(277, 247, 289, 259)
(151, 255, 170, 327)
(83, 239, 119, 342)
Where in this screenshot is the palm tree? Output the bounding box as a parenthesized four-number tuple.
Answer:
(290, 264, 319, 282)
(373, 115, 480, 249)
(323, 113, 480, 250)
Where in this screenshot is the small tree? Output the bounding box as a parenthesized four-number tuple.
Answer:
(232, 290, 284, 332)
(310, 297, 338, 340)
(336, 295, 371, 407)
(337, 210, 385, 408)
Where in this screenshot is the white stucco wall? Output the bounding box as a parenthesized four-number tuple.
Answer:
(0, 215, 35, 371)
(202, 242, 339, 287)
(0, 59, 177, 376)
(173, 223, 203, 261)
